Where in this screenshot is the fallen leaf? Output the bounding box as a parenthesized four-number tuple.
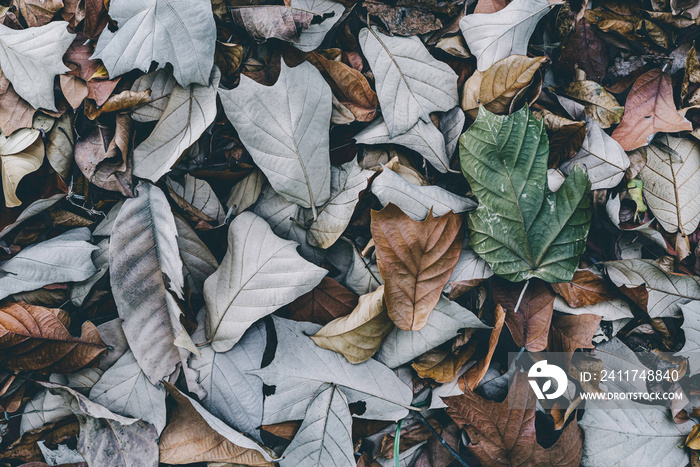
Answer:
(42, 382, 159, 467)
(551, 269, 619, 307)
(460, 0, 553, 71)
(158, 383, 275, 465)
(638, 135, 700, 235)
(359, 26, 458, 136)
(204, 211, 327, 352)
(548, 313, 601, 356)
(92, 0, 216, 86)
(459, 106, 591, 282)
(559, 119, 630, 190)
(251, 316, 413, 423)
(612, 69, 692, 150)
(230, 6, 320, 43)
(219, 61, 332, 211)
(495, 279, 555, 351)
(445, 372, 583, 467)
(189, 320, 266, 441)
(1, 129, 45, 207)
(289, 277, 359, 325)
(109, 182, 193, 384)
(132, 68, 220, 182)
(371, 166, 476, 221)
(0, 21, 74, 110)
(129, 68, 177, 123)
(461, 55, 546, 117)
(0, 228, 97, 301)
(13, 0, 64, 27)
(461, 304, 505, 390)
(559, 18, 608, 82)
(605, 259, 700, 317)
(167, 174, 226, 225)
(364, 1, 443, 36)
(561, 80, 624, 128)
(0, 70, 35, 135)
(83, 89, 151, 120)
(280, 384, 355, 467)
(0, 302, 106, 373)
(371, 204, 463, 330)
(311, 285, 392, 363)
(376, 296, 488, 368)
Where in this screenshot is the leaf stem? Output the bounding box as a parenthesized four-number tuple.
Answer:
(513, 279, 530, 314)
(393, 419, 402, 467)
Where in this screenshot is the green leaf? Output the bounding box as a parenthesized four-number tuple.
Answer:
(459, 106, 591, 283)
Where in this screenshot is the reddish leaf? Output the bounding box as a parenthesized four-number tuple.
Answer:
(495, 279, 555, 352)
(288, 277, 359, 325)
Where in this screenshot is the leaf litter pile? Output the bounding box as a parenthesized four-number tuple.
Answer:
(3, 0, 700, 465)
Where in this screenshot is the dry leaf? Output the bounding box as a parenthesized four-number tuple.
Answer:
(461, 304, 505, 390)
(551, 269, 618, 308)
(289, 277, 359, 325)
(612, 69, 692, 150)
(312, 285, 392, 363)
(371, 204, 463, 330)
(495, 279, 555, 352)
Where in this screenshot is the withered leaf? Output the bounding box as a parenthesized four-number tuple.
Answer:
(612, 69, 692, 150)
(551, 269, 619, 308)
(371, 204, 463, 331)
(0, 302, 107, 373)
(289, 277, 359, 325)
(495, 279, 555, 352)
(445, 372, 583, 467)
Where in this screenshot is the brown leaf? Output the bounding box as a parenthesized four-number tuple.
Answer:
(371, 204, 463, 331)
(83, 89, 151, 119)
(86, 79, 121, 107)
(682, 46, 700, 102)
(461, 304, 505, 391)
(584, 8, 639, 42)
(0, 69, 35, 135)
(561, 80, 624, 128)
(412, 345, 475, 383)
(83, 0, 108, 39)
(215, 41, 244, 76)
(364, 1, 443, 36)
(462, 55, 546, 117)
(2, 418, 80, 463)
(0, 302, 107, 373)
(307, 52, 379, 122)
(59, 75, 89, 110)
(13, 0, 63, 27)
(63, 34, 103, 82)
(445, 372, 583, 467)
(379, 419, 442, 458)
(231, 6, 319, 42)
(612, 69, 692, 151)
(551, 269, 618, 307)
(533, 108, 587, 166)
(261, 421, 301, 440)
(548, 313, 601, 357)
(289, 276, 359, 324)
(495, 279, 555, 352)
(559, 18, 608, 82)
(311, 285, 392, 363)
(74, 115, 133, 196)
(159, 383, 273, 466)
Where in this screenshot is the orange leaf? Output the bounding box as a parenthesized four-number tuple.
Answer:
(370, 204, 463, 330)
(612, 69, 692, 151)
(551, 269, 618, 308)
(461, 304, 505, 390)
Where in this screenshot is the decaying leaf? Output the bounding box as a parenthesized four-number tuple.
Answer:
(371, 204, 463, 330)
(92, 0, 216, 87)
(495, 279, 555, 351)
(561, 81, 624, 129)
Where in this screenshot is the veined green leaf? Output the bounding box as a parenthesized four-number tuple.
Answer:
(459, 106, 591, 282)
